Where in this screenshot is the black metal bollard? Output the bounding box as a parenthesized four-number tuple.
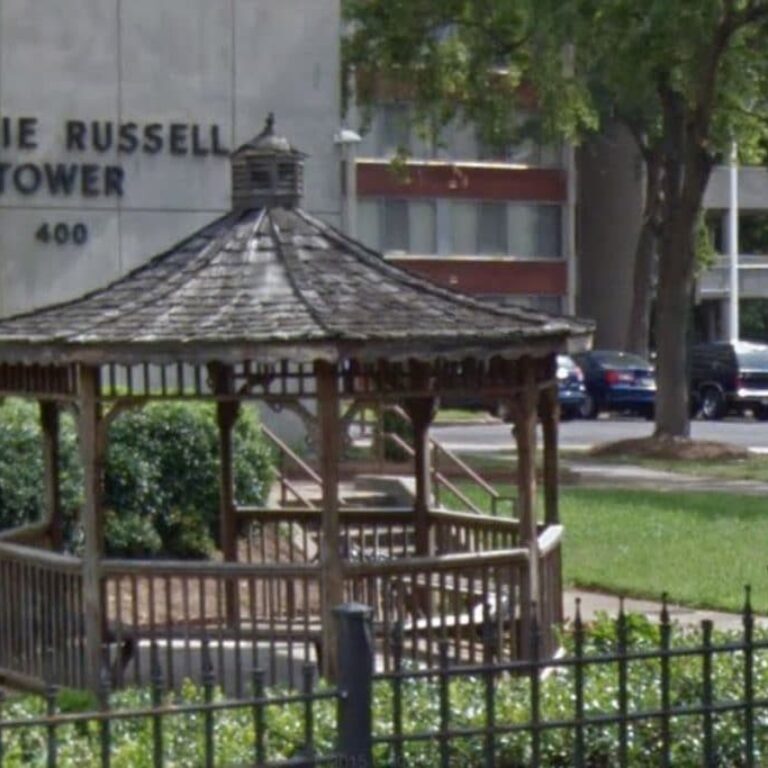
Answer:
(334, 602, 374, 768)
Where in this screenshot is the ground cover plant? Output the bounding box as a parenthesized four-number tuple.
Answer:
(0, 616, 765, 766)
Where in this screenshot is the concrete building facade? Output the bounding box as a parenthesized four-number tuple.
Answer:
(0, 0, 342, 318)
(351, 106, 578, 315)
(698, 166, 768, 339)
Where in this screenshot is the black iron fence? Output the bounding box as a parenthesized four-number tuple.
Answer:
(1, 594, 766, 767)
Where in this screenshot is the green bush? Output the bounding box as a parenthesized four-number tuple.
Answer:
(103, 402, 272, 558)
(0, 399, 82, 531)
(0, 616, 765, 766)
(0, 399, 273, 559)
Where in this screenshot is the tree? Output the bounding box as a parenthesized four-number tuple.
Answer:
(344, 0, 768, 438)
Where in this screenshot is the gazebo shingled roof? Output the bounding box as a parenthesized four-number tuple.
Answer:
(0, 116, 593, 692)
(0, 209, 589, 364)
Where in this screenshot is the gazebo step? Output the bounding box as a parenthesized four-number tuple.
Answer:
(266, 480, 399, 510)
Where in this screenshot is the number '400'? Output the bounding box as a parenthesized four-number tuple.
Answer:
(35, 223, 88, 246)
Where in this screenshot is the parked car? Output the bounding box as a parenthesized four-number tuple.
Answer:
(572, 350, 656, 419)
(689, 340, 768, 420)
(556, 354, 587, 420)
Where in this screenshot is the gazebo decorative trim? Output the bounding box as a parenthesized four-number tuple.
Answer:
(0, 117, 593, 693)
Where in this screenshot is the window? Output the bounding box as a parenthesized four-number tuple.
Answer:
(358, 200, 380, 251)
(450, 202, 477, 255)
(508, 205, 561, 258)
(359, 199, 437, 254)
(477, 202, 508, 255)
(450, 201, 562, 258)
(381, 200, 409, 252)
(483, 294, 563, 313)
(409, 201, 437, 254)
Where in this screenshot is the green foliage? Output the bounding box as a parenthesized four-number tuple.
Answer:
(0, 400, 273, 559)
(0, 399, 82, 531)
(104, 402, 272, 558)
(2, 617, 768, 765)
(741, 299, 768, 342)
(694, 211, 717, 275)
(344, 0, 768, 437)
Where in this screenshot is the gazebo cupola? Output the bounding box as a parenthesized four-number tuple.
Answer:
(231, 112, 306, 210)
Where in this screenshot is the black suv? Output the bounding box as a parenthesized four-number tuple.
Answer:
(689, 341, 768, 420)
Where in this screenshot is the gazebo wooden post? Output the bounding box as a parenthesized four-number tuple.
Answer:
(315, 360, 342, 681)
(403, 393, 437, 557)
(513, 357, 540, 652)
(77, 365, 105, 692)
(539, 366, 560, 526)
(39, 400, 64, 550)
(211, 364, 240, 625)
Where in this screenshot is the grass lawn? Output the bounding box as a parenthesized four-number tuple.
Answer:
(434, 408, 492, 423)
(560, 488, 768, 613)
(448, 482, 768, 613)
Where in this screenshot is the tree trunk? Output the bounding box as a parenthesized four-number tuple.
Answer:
(653, 155, 713, 437)
(654, 219, 694, 438)
(653, 74, 715, 439)
(625, 154, 662, 357)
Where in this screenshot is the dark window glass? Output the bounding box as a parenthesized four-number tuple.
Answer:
(593, 351, 652, 369)
(381, 200, 409, 252)
(477, 202, 508, 255)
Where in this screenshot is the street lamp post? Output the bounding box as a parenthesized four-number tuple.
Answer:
(334, 127, 362, 238)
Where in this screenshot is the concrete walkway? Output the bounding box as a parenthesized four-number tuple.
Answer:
(566, 460, 768, 496)
(563, 589, 765, 633)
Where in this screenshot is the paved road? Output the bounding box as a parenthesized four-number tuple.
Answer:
(431, 416, 768, 452)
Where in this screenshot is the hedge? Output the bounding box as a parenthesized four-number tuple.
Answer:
(0, 616, 764, 766)
(0, 399, 273, 558)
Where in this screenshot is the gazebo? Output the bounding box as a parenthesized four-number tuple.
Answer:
(0, 117, 592, 693)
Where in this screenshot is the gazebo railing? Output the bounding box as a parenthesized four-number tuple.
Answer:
(538, 525, 564, 659)
(236, 507, 520, 565)
(0, 541, 85, 690)
(431, 509, 520, 554)
(0, 521, 560, 693)
(101, 560, 322, 691)
(237, 507, 417, 564)
(343, 548, 531, 669)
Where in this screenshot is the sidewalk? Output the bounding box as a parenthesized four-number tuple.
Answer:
(565, 460, 768, 495)
(563, 589, 764, 633)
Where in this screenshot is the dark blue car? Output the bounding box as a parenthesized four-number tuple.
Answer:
(572, 350, 656, 419)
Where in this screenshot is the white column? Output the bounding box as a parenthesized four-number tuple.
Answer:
(728, 142, 740, 342)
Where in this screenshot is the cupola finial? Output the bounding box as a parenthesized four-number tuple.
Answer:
(230, 114, 306, 211)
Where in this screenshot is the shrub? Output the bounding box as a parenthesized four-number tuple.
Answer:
(103, 402, 272, 558)
(0, 616, 766, 766)
(0, 399, 82, 531)
(0, 399, 273, 558)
